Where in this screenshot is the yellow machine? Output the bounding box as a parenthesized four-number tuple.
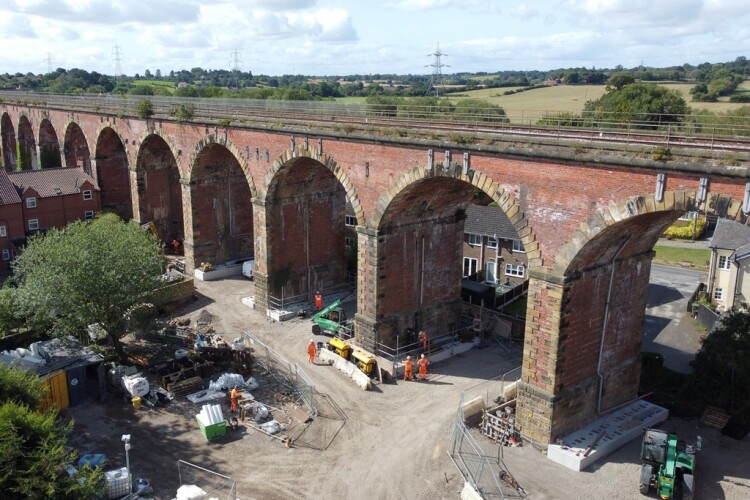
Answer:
(328, 338, 351, 359)
(351, 349, 376, 375)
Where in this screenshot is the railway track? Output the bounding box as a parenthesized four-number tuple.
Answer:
(3, 90, 750, 154)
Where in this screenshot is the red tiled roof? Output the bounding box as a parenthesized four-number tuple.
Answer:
(0, 170, 22, 205)
(8, 167, 98, 199)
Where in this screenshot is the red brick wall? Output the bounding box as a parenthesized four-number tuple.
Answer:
(0, 203, 23, 270)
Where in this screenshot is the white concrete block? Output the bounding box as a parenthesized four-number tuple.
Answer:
(547, 400, 669, 471)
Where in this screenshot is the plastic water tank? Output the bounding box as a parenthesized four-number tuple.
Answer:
(122, 374, 149, 397)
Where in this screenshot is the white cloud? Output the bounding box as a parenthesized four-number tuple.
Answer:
(509, 4, 540, 21)
(384, 0, 484, 11)
(7, 0, 200, 25)
(248, 0, 317, 8)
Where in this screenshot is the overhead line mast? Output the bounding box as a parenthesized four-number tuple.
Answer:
(425, 43, 449, 98)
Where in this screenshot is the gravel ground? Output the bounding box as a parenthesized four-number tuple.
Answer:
(66, 276, 750, 499)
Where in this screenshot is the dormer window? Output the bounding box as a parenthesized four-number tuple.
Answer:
(26, 197, 37, 209)
(83, 190, 92, 201)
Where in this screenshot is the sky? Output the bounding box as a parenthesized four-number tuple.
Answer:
(1, 0, 749, 77)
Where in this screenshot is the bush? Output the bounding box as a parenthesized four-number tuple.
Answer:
(729, 94, 750, 103)
(663, 217, 707, 239)
(135, 98, 153, 118)
(172, 103, 195, 122)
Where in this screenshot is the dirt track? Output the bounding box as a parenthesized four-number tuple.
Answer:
(67, 276, 750, 499)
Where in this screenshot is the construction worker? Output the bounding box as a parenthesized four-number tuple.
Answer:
(308, 339, 317, 363)
(417, 354, 430, 381)
(230, 386, 239, 413)
(403, 355, 414, 381)
(419, 330, 428, 351)
(171, 238, 180, 254)
(315, 291, 323, 310)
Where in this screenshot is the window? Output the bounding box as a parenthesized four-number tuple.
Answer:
(714, 288, 723, 300)
(487, 237, 498, 249)
(345, 236, 354, 248)
(468, 234, 482, 246)
(678, 211, 697, 221)
(485, 261, 497, 285)
(85, 211, 94, 221)
(505, 263, 525, 278)
(0, 225, 6, 237)
(83, 190, 93, 201)
(512, 239, 525, 252)
(463, 257, 478, 277)
(718, 255, 731, 270)
(345, 215, 356, 227)
(1, 249, 8, 261)
(26, 197, 37, 209)
(28, 219, 39, 231)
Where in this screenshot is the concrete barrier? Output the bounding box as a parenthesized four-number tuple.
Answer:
(319, 349, 371, 390)
(460, 481, 483, 500)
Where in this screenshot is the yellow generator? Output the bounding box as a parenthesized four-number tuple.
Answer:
(351, 349, 376, 375)
(328, 338, 351, 359)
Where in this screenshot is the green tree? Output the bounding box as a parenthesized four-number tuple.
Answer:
(688, 308, 750, 426)
(13, 213, 166, 361)
(0, 365, 105, 499)
(584, 83, 688, 128)
(606, 72, 636, 91)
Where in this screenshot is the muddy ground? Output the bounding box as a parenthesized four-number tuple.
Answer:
(66, 276, 750, 499)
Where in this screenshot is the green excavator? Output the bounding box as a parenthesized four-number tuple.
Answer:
(639, 428, 700, 499)
(311, 299, 353, 337)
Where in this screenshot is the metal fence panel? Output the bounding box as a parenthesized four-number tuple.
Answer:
(176, 460, 236, 500)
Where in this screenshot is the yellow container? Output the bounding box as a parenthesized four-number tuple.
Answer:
(351, 349, 376, 374)
(131, 396, 142, 410)
(328, 338, 351, 359)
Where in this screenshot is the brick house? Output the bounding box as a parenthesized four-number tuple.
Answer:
(0, 170, 24, 270)
(707, 218, 750, 312)
(462, 204, 527, 287)
(9, 167, 100, 236)
(0, 168, 101, 271)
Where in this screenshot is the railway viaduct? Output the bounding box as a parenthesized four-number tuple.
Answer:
(2, 96, 749, 445)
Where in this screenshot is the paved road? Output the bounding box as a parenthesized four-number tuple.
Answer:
(642, 264, 705, 373)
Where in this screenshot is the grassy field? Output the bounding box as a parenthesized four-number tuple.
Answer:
(653, 245, 710, 270)
(447, 81, 750, 123)
(132, 79, 176, 95)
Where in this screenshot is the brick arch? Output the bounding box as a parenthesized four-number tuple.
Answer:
(187, 134, 257, 199)
(95, 122, 129, 159)
(552, 189, 745, 274)
(371, 164, 540, 266)
(62, 120, 92, 175)
(62, 119, 92, 155)
(16, 113, 37, 170)
(0, 112, 17, 171)
(134, 129, 183, 172)
(264, 145, 364, 227)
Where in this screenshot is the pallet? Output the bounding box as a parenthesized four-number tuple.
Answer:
(701, 406, 730, 430)
(168, 376, 204, 397)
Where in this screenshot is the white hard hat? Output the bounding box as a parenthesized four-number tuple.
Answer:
(406, 355, 411, 360)
(421, 354, 425, 358)
(310, 339, 314, 342)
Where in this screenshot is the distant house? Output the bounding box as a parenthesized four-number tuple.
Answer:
(707, 218, 750, 311)
(463, 205, 527, 287)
